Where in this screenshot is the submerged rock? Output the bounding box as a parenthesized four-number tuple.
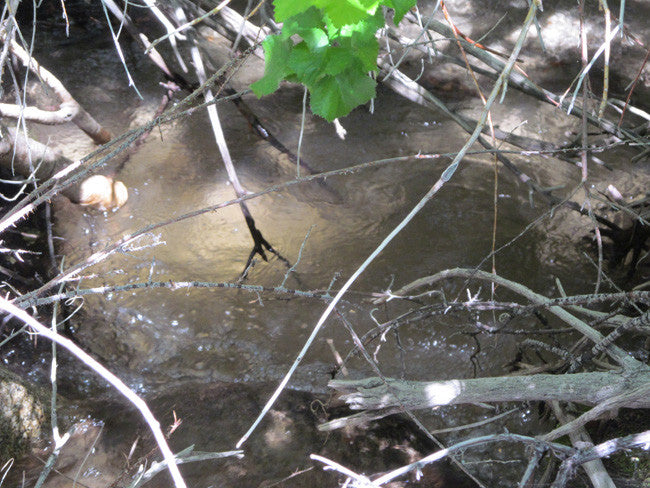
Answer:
(0, 366, 46, 461)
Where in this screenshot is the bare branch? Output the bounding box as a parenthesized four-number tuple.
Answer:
(6, 39, 112, 144)
(373, 267, 644, 370)
(0, 298, 188, 488)
(551, 430, 650, 488)
(0, 126, 127, 210)
(327, 371, 650, 420)
(549, 401, 616, 488)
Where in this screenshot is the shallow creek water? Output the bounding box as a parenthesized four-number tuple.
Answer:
(52, 68, 546, 388)
(22, 22, 646, 488)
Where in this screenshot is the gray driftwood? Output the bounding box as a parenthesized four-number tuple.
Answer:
(329, 370, 650, 412)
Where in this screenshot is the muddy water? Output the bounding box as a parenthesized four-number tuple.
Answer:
(37, 30, 602, 388)
(22, 20, 644, 488)
(52, 81, 550, 388)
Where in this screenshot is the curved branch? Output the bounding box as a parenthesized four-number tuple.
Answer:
(0, 298, 188, 488)
(7, 39, 112, 144)
(551, 430, 650, 488)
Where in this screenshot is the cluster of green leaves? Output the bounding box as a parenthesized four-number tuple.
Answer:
(250, 0, 417, 121)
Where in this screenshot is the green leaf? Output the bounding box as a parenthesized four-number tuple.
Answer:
(273, 0, 315, 23)
(256, 0, 413, 119)
(301, 27, 329, 51)
(289, 43, 327, 86)
(282, 7, 326, 37)
(348, 12, 382, 71)
(351, 36, 379, 72)
(384, 0, 416, 23)
(309, 68, 376, 121)
(323, 46, 357, 75)
(250, 35, 294, 96)
(318, 0, 380, 28)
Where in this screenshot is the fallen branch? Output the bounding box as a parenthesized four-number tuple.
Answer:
(541, 381, 650, 441)
(550, 430, 650, 488)
(403, 12, 643, 145)
(373, 268, 644, 370)
(548, 401, 615, 488)
(102, 0, 194, 91)
(326, 370, 650, 419)
(0, 126, 127, 210)
(5, 38, 112, 144)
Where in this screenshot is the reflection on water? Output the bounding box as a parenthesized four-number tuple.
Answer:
(45, 32, 587, 394)
(14, 19, 643, 488)
(56, 86, 542, 390)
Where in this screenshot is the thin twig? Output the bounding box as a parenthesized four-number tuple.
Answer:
(236, 0, 540, 449)
(0, 298, 188, 488)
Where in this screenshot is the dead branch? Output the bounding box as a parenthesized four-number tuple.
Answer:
(0, 126, 127, 210)
(550, 430, 650, 488)
(102, 0, 193, 91)
(541, 381, 650, 441)
(4, 39, 112, 144)
(401, 12, 643, 145)
(0, 102, 76, 125)
(548, 401, 616, 488)
(374, 267, 644, 370)
(325, 370, 650, 425)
